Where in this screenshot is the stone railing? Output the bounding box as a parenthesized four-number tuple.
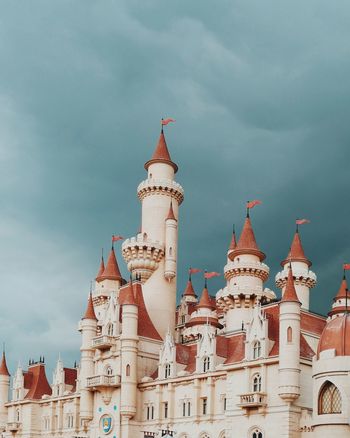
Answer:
(275, 268, 317, 288)
(91, 335, 115, 350)
(86, 374, 120, 389)
(224, 260, 269, 281)
(137, 178, 184, 204)
(7, 422, 20, 432)
(238, 392, 266, 408)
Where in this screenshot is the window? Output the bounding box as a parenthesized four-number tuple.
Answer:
(287, 326, 292, 343)
(202, 397, 207, 415)
(187, 402, 191, 416)
(165, 363, 171, 379)
(223, 397, 227, 411)
(182, 402, 186, 417)
(151, 405, 154, 419)
(253, 374, 262, 392)
(318, 382, 342, 414)
(253, 341, 261, 359)
(67, 414, 74, 429)
(252, 429, 263, 438)
(181, 315, 185, 324)
(16, 409, 20, 422)
(107, 323, 113, 336)
(106, 366, 113, 376)
(164, 402, 168, 419)
(169, 247, 173, 256)
(203, 356, 210, 372)
(126, 364, 130, 377)
(182, 401, 191, 417)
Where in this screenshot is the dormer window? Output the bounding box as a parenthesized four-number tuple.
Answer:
(203, 356, 210, 372)
(252, 341, 261, 359)
(165, 363, 171, 379)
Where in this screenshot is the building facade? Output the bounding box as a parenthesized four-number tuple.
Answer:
(1, 129, 350, 438)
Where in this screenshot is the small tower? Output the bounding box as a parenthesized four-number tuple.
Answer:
(328, 274, 348, 318)
(275, 228, 316, 310)
(164, 202, 178, 281)
(278, 266, 301, 402)
(119, 281, 139, 437)
(78, 293, 97, 425)
(0, 350, 10, 428)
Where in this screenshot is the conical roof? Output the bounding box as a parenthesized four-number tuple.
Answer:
(119, 282, 137, 306)
(197, 287, 216, 310)
(0, 351, 10, 376)
(228, 231, 237, 251)
(183, 279, 197, 297)
(99, 247, 122, 281)
(166, 202, 177, 221)
(334, 276, 348, 301)
(144, 130, 178, 173)
(95, 255, 105, 282)
(281, 231, 311, 267)
(82, 293, 97, 321)
(230, 216, 265, 261)
(281, 266, 300, 304)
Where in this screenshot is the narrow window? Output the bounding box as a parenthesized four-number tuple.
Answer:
(165, 363, 171, 378)
(164, 402, 168, 419)
(151, 405, 154, 420)
(202, 397, 207, 415)
(126, 364, 130, 377)
(252, 429, 263, 438)
(187, 402, 191, 416)
(169, 247, 173, 256)
(147, 406, 150, 420)
(182, 402, 186, 417)
(224, 397, 227, 411)
(203, 356, 210, 372)
(253, 341, 261, 359)
(287, 326, 292, 343)
(253, 374, 262, 392)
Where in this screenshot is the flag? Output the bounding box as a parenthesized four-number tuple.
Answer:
(161, 118, 175, 126)
(112, 235, 123, 242)
(204, 271, 221, 279)
(296, 219, 310, 225)
(344, 264, 350, 270)
(247, 200, 262, 209)
(189, 268, 201, 274)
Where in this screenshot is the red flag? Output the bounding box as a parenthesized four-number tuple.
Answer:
(161, 118, 175, 126)
(204, 271, 221, 279)
(344, 264, 350, 270)
(112, 235, 123, 242)
(247, 200, 262, 209)
(189, 268, 201, 274)
(296, 219, 310, 225)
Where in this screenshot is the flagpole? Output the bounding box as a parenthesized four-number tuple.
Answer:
(246, 201, 250, 218)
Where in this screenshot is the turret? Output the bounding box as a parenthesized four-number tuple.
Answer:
(119, 281, 139, 429)
(122, 127, 184, 338)
(328, 274, 349, 318)
(0, 350, 10, 427)
(278, 266, 301, 402)
(78, 293, 97, 424)
(275, 228, 316, 310)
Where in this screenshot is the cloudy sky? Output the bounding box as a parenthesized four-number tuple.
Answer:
(1, 1, 350, 375)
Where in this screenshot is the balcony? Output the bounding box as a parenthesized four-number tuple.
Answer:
(91, 335, 115, 350)
(7, 422, 20, 432)
(238, 392, 267, 409)
(86, 374, 120, 390)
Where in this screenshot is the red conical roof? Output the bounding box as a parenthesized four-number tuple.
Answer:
(281, 266, 300, 304)
(0, 351, 10, 376)
(100, 247, 122, 281)
(82, 293, 97, 321)
(166, 202, 177, 221)
(228, 231, 237, 251)
(183, 279, 197, 297)
(95, 256, 105, 282)
(230, 216, 265, 261)
(119, 282, 137, 306)
(144, 130, 178, 173)
(281, 231, 311, 267)
(334, 277, 348, 301)
(197, 287, 216, 310)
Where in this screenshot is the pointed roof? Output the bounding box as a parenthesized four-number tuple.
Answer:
(82, 293, 97, 321)
(0, 351, 10, 376)
(197, 287, 216, 310)
(132, 282, 162, 340)
(334, 276, 348, 301)
(99, 247, 122, 282)
(166, 201, 177, 221)
(183, 279, 197, 298)
(95, 255, 105, 282)
(119, 282, 137, 306)
(25, 363, 52, 399)
(228, 231, 237, 251)
(281, 231, 311, 267)
(281, 266, 300, 304)
(144, 130, 178, 173)
(229, 216, 265, 261)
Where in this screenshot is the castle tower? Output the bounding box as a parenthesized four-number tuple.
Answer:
(119, 281, 139, 438)
(278, 265, 301, 402)
(328, 274, 349, 318)
(275, 228, 316, 310)
(217, 213, 270, 332)
(122, 128, 184, 338)
(0, 350, 10, 428)
(78, 293, 97, 425)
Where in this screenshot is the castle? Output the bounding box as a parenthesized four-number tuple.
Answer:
(1, 127, 349, 438)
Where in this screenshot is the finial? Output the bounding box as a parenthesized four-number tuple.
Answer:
(43, 356, 45, 363)
(246, 201, 250, 218)
(204, 270, 208, 288)
(74, 360, 77, 368)
(296, 219, 299, 233)
(232, 223, 235, 235)
(189, 267, 192, 281)
(161, 118, 164, 133)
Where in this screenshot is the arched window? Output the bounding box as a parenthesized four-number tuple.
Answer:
(203, 356, 210, 372)
(287, 326, 292, 343)
(105, 366, 113, 376)
(252, 374, 262, 392)
(252, 429, 263, 438)
(107, 323, 113, 336)
(126, 364, 130, 377)
(318, 381, 342, 414)
(253, 341, 261, 359)
(165, 363, 171, 378)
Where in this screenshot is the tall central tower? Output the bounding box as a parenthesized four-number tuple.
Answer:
(122, 128, 184, 338)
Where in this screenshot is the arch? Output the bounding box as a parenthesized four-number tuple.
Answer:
(287, 326, 292, 343)
(252, 373, 262, 392)
(318, 381, 342, 414)
(126, 364, 130, 377)
(105, 365, 113, 376)
(252, 341, 261, 359)
(199, 433, 210, 438)
(218, 431, 226, 438)
(249, 427, 263, 438)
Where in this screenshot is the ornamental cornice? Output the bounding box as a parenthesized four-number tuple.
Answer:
(137, 178, 184, 204)
(224, 260, 269, 282)
(275, 268, 317, 289)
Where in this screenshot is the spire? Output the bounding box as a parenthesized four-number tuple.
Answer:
(144, 130, 178, 173)
(228, 225, 237, 251)
(82, 293, 97, 321)
(183, 278, 197, 297)
(230, 216, 265, 261)
(119, 282, 137, 306)
(166, 201, 177, 221)
(197, 286, 216, 310)
(281, 265, 300, 303)
(95, 251, 105, 282)
(334, 275, 348, 301)
(281, 230, 311, 267)
(99, 247, 122, 281)
(0, 350, 10, 376)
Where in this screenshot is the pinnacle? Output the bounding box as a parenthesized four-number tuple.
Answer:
(282, 231, 311, 267)
(82, 293, 97, 321)
(281, 266, 300, 304)
(144, 130, 178, 173)
(99, 247, 122, 281)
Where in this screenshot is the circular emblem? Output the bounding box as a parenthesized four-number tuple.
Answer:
(100, 415, 113, 435)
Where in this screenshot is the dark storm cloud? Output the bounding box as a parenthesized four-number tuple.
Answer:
(1, 0, 350, 372)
